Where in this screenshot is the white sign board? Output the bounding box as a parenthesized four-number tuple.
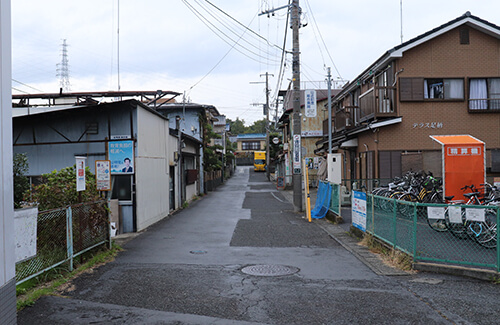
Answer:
(293, 134, 302, 173)
(352, 191, 367, 232)
(465, 208, 485, 222)
(427, 207, 445, 220)
(96, 160, 111, 191)
(447, 206, 462, 224)
(76, 156, 86, 192)
(14, 207, 38, 263)
(304, 89, 317, 118)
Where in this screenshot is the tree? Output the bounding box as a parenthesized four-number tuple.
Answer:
(202, 123, 223, 172)
(227, 117, 246, 134)
(25, 165, 101, 211)
(13, 153, 30, 209)
(247, 118, 267, 134)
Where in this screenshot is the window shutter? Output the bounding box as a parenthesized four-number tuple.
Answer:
(460, 26, 470, 45)
(379, 151, 392, 179)
(399, 78, 423, 101)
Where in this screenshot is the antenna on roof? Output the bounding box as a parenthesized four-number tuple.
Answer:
(400, 0, 403, 44)
(117, 0, 121, 92)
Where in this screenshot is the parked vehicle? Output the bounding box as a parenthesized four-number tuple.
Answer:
(254, 151, 266, 172)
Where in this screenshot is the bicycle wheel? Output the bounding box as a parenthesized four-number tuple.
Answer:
(474, 211, 497, 249)
(444, 206, 468, 239)
(426, 205, 448, 232)
(397, 193, 418, 219)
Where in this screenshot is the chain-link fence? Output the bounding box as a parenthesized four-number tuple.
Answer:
(16, 200, 109, 285)
(367, 194, 500, 272)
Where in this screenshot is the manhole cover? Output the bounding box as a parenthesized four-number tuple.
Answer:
(190, 250, 207, 255)
(241, 264, 300, 277)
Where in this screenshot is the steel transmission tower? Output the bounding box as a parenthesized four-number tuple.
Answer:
(56, 39, 71, 92)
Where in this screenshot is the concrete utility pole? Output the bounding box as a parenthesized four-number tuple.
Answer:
(327, 67, 332, 154)
(259, 0, 302, 211)
(291, 0, 302, 212)
(262, 72, 273, 181)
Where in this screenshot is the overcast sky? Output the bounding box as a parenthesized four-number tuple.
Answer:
(11, 1, 500, 125)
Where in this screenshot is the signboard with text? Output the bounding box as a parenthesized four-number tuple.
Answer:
(109, 140, 134, 174)
(95, 160, 111, 191)
(352, 191, 367, 232)
(76, 157, 86, 192)
(304, 89, 317, 118)
(293, 134, 301, 174)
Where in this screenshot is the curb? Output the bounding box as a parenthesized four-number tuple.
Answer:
(313, 219, 410, 276)
(413, 262, 499, 281)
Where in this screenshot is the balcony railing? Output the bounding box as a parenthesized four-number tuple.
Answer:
(468, 98, 500, 112)
(322, 85, 398, 138)
(359, 86, 397, 122)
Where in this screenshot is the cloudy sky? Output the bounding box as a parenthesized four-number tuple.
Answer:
(11, 1, 500, 125)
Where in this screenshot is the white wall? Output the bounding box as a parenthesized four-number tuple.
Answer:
(168, 133, 180, 210)
(135, 108, 171, 231)
(0, 0, 16, 323)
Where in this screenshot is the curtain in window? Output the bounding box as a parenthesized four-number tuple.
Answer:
(469, 79, 488, 109)
(488, 78, 500, 110)
(445, 79, 464, 99)
(424, 80, 429, 99)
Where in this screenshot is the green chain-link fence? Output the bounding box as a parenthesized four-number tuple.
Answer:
(16, 200, 109, 285)
(367, 194, 500, 272)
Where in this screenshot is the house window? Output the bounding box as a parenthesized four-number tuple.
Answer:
(469, 78, 500, 110)
(424, 78, 464, 100)
(400, 78, 464, 101)
(242, 141, 261, 150)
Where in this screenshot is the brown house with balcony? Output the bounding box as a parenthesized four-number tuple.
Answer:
(316, 12, 500, 188)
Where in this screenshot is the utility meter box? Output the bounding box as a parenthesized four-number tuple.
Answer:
(327, 153, 342, 185)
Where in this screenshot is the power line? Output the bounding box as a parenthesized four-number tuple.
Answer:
(203, 0, 285, 52)
(12, 79, 44, 92)
(182, 0, 281, 64)
(304, 0, 342, 79)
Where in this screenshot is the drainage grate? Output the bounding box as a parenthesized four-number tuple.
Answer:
(241, 264, 300, 277)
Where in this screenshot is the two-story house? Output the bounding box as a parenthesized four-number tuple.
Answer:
(316, 12, 500, 189)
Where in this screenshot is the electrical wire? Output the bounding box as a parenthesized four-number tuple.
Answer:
(194, 0, 280, 60)
(12, 79, 44, 93)
(182, 0, 281, 64)
(203, 0, 284, 52)
(304, 0, 342, 79)
(270, 0, 290, 110)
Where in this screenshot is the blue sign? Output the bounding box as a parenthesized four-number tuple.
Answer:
(352, 191, 367, 232)
(109, 140, 134, 174)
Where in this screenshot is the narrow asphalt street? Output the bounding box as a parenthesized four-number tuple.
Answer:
(18, 166, 500, 324)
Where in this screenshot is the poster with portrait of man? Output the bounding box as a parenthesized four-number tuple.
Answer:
(109, 140, 134, 174)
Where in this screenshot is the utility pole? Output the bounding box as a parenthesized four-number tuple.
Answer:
(259, 0, 302, 211)
(291, 0, 302, 212)
(327, 67, 332, 154)
(262, 72, 273, 181)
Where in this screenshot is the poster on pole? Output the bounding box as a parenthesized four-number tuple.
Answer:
(352, 191, 367, 232)
(95, 160, 111, 191)
(76, 156, 86, 192)
(109, 140, 134, 174)
(304, 89, 317, 118)
(293, 134, 301, 174)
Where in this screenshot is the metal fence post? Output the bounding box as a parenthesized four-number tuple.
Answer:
(413, 203, 418, 259)
(66, 206, 74, 271)
(392, 198, 397, 248)
(497, 207, 500, 273)
(107, 200, 112, 250)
